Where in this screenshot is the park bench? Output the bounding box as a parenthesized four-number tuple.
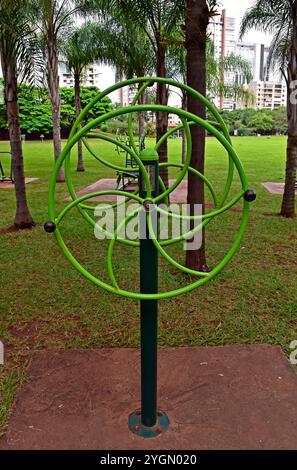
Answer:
(116, 134, 145, 191)
(0, 152, 14, 183)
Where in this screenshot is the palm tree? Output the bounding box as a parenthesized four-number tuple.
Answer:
(185, 0, 213, 271)
(93, 19, 155, 137)
(240, 0, 297, 218)
(124, 0, 184, 189)
(62, 22, 106, 172)
(165, 45, 188, 162)
(0, 0, 37, 229)
(168, 40, 254, 163)
(84, 0, 184, 188)
(29, 0, 84, 182)
(206, 42, 254, 107)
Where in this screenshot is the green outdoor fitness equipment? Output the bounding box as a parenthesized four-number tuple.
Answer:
(114, 129, 143, 191)
(44, 77, 256, 439)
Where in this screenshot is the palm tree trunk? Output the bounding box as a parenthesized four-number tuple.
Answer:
(156, 38, 169, 189)
(74, 72, 84, 172)
(2, 58, 34, 229)
(185, 0, 209, 271)
(281, 4, 297, 218)
(181, 129, 187, 164)
(181, 90, 187, 164)
(281, 133, 297, 217)
(138, 82, 145, 138)
(47, 25, 65, 182)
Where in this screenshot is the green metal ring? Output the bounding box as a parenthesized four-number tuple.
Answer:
(47, 77, 252, 300)
(58, 77, 234, 231)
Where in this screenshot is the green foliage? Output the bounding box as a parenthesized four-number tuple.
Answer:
(60, 86, 113, 122)
(249, 112, 274, 135)
(17, 84, 53, 134)
(105, 118, 137, 135)
(272, 106, 288, 134)
(0, 0, 43, 87)
(86, 0, 184, 77)
(90, 17, 155, 78)
(62, 22, 105, 76)
(237, 127, 256, 137)
(212, 107, 288, 136)
(0, 84, 113, 136)
(167, 39, 255, 105)
(145, 122, 156, 137)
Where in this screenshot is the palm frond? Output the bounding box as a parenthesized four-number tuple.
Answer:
(222, 54, 253, 83)
(240, 0, 292, 38)
(240, 0, 293, 79)
(0, 0, 44, 88)
(62, 21, 107, 74)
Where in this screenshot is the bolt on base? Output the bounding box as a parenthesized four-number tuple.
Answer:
(128, 410, 169, 438)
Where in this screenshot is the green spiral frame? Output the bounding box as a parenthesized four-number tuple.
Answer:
(47, 77, 255, 300)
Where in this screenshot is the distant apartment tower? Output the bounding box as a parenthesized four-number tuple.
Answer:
(209, 10, 236, 58)
(248, 81, 286, 110)
(115, 71, 137, 106)
(118, 86, 137, 107)
(168, 113, 181, 128)
(208, 9, 237, 110)
(235, 44, 288, 110)
(58, 61, 102, 88)
(236, 43, 270, 83)
(208, 10, 282, 111)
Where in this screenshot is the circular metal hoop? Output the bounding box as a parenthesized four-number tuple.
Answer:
(47, 77, 255, 300)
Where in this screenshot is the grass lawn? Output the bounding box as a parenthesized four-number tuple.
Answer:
(0, 135, 297, 435)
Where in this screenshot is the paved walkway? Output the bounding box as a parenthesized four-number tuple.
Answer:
(69, 179, 188, 203)
(262, 182, 297, 195)
(0, 178, 38, 189)
(1, 345, 297, 450)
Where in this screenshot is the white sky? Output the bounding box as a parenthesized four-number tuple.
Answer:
(222, 0, 271, 44)
(0, 1, 271, 98)
(102, 0, 272, 103)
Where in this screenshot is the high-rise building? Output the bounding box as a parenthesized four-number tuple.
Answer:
(117, 85, 137, 107)
(208, 9, 284, 111)
(114, 71, 138, 106)
(58, 61, 102, 88)
(208, 9, 237, 110)
(209, 10, 236, 58)
(235, 42, 287, 111)
(236, 43, 270, 83)
(248, 81, 286, 110)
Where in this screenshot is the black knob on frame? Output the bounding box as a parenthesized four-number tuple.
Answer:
(44, 221, 56, 233)
(244, 189, 256, 202)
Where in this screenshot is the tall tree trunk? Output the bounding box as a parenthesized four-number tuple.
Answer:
(138, 82, 145, 138)
(47, 25, 65, 182)
(74, 72, 84, 172)
(156, 38, 169, 189)
(181, 90, 187, 164)
(185, 0, 209, 271)
(281, 2, 297, 218)
(1, 57, 34, 229)
(219, 9, 226, 109)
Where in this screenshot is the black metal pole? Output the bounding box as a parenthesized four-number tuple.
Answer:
(139, 163, 158, 427)
(128, 149, 169, 437)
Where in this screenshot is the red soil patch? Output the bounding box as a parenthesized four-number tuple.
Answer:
(1, 345, 297, 450)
